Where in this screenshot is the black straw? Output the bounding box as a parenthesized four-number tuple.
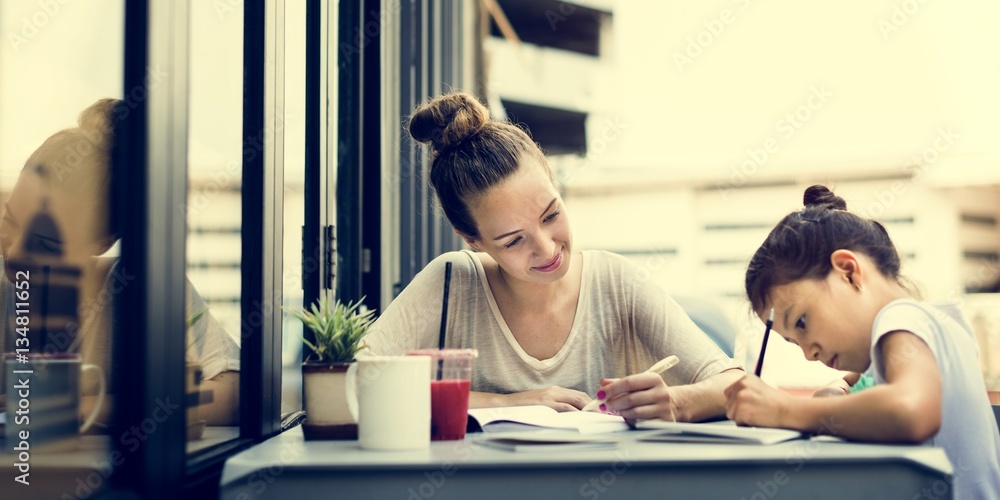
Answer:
(753, 308, 775, 377)
(436, 262, 452, 380)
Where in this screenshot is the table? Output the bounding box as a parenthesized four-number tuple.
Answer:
(220, 428, 953, 499)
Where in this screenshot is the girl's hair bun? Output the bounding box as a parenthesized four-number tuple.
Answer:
(408, 93, 489, 153)
(803, 184, 847, 210)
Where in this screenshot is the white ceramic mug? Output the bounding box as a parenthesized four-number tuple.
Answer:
(346, 356, 430, 450)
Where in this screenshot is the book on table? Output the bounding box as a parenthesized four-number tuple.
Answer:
(466, 406, 805, 447)
(633, 419, 805, 445)
(467, 405, 631, 434)
(472, 430, 620, 453)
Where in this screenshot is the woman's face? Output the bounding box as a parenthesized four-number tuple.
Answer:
(464, 159, 573, 285)
(1, 168, 107, 279)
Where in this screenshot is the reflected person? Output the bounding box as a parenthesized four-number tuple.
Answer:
(0, 98, 240, 427)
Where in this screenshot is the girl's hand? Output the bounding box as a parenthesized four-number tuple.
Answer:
(502, 386, 593, 412)
(724, 375, 793, 428)
(597, 373, 679, 421)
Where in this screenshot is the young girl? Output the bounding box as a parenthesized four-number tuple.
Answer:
(725, 185, 1000, 499)
(365, 92, 742, 421)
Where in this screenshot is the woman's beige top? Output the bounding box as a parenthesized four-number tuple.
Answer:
(366, 250, 739, 396)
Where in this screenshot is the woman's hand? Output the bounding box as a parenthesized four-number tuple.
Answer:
(470, 387, 592, 412)
(724, 374, 794, 428)
(597, 373, 679, 421)
(812, 384, 849, 398)
(812, 372, 860, 398)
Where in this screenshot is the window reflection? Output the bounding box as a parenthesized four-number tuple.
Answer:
(0, 2, 123, 494)
(186, 0, 245, 451)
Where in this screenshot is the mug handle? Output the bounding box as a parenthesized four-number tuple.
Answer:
(345, 362, 359, 423)
(80, 363, 106, 433)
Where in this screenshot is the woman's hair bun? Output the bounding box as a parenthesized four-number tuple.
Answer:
(408, 93, 489, 153)
(803, 184, 847, 210)
(77, 98, 121, 145)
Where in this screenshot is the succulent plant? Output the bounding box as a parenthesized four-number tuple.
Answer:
(285, 297, 375, 363)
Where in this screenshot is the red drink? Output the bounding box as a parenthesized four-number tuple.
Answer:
(430, 379, 471, 440)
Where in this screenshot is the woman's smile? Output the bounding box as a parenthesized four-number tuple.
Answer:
(533, 250, 563, 273)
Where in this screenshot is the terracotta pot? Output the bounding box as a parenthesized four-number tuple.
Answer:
(301, 361, 358, 440)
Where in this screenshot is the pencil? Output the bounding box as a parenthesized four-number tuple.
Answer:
(436, 262, 452, 381)
(753, 308, 775, 377)
(581, 355, 680, 412)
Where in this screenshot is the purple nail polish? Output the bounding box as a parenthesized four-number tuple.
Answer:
(599, 404, 606, 412)
(596, 390, 606, 399)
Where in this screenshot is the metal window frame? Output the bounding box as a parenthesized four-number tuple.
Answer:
(111, 0, 284, 496)
(113, 0, 191, 496)
(241, 0, 284, 443)
(388, 0, 469, 307)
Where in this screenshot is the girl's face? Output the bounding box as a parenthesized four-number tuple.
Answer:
(463, 159, 573, 285)
(763, 269, 876, 374)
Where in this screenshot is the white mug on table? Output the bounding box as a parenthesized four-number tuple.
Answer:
(347, 355, 430, 450)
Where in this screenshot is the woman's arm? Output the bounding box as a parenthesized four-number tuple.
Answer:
(606, 272, 745, 422)
(726, 331, 941, 442)
(599, 368, 743, 422)
(199, 370, 240, 425)
(469, 386, 593, 412)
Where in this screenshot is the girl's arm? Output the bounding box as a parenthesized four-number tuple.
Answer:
(726, 330, 942, 443)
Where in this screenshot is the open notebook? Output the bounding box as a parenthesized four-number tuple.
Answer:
(473, 430, 620, 453)
(634, 420, 805, 445)
(467, 406, 631, 434)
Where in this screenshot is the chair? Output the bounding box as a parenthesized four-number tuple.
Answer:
(673, 296, 738, 358)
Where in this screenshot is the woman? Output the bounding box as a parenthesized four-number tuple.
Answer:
(366, 93, 741, 422)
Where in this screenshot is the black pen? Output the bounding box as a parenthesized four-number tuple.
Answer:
(753, 308, 775, 378)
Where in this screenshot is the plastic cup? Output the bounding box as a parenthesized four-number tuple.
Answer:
(407, 348, 477, 441)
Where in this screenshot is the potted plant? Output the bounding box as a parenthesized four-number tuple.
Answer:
(285, 297, 375, 440)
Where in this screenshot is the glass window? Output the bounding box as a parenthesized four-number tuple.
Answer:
(281, 0, 306, 414)
(0, 0, 123, 496)
(185, 0, 244, 453)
